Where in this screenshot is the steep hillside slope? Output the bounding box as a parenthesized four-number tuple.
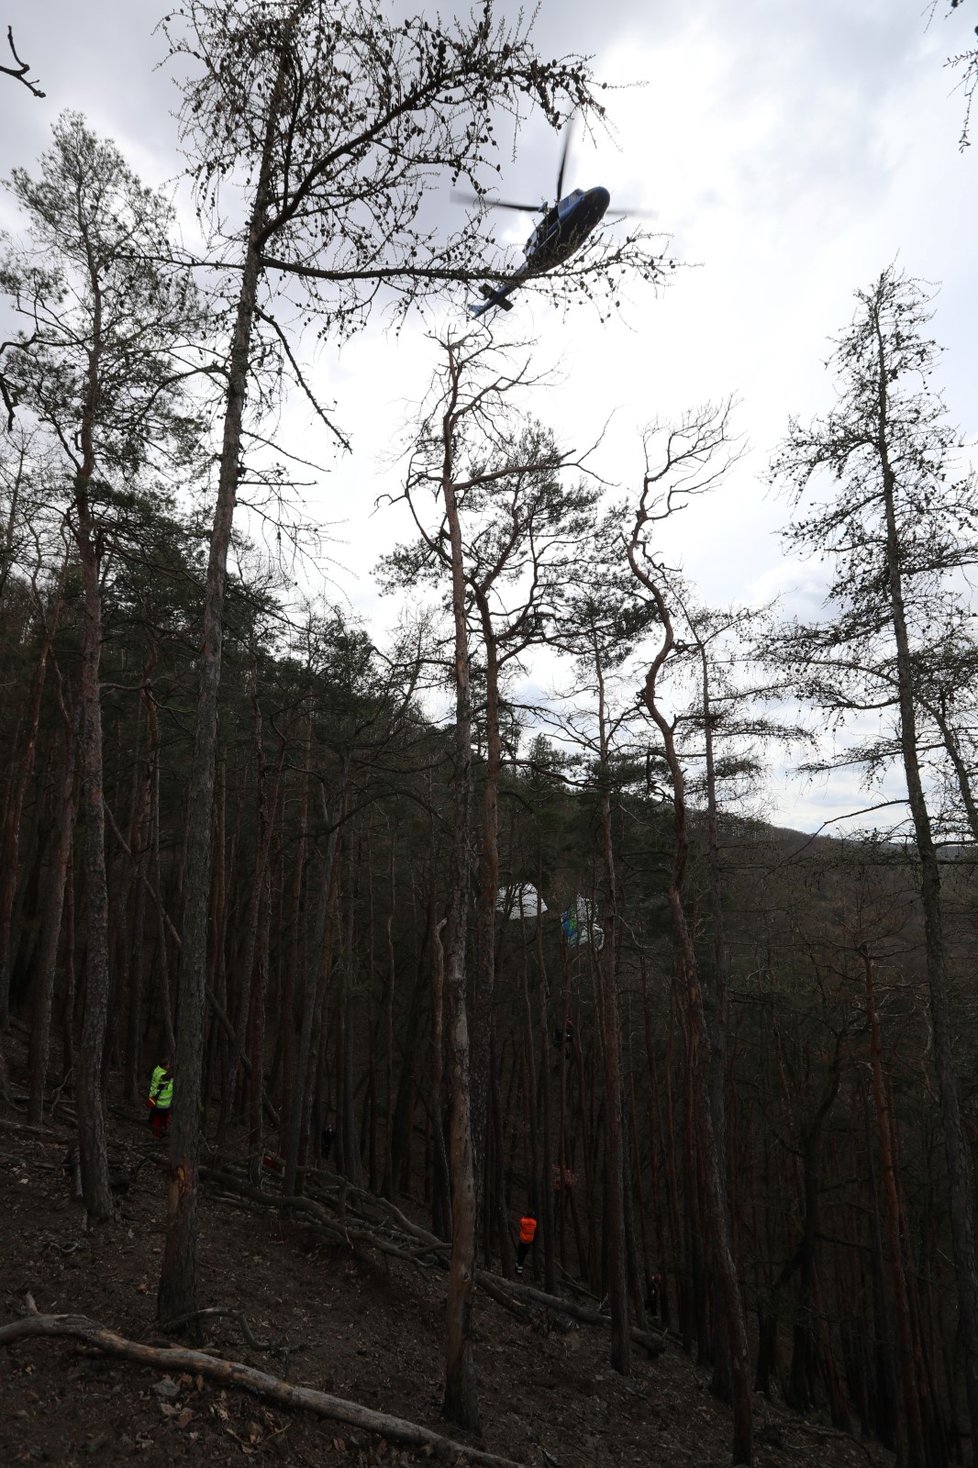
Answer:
(1, 1061, 893, 1468)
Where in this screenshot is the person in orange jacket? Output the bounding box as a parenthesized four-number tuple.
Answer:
(516, 1210, 538, 1275)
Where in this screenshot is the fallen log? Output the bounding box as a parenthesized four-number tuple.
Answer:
(478, 1273, 665, 1356)
(0, 1298, 524, 1468)
(0, 1116, 73, 1145)
(201, 1164, 665, 1356)
(199, 1168, 439, 1268)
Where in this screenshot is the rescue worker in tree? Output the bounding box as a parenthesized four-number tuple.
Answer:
(645, 1271, 663, 1318)
(146, 1057, 173, 1138)
(516, 1209, 538, 1275)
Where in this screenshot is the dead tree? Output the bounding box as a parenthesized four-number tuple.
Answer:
(625, 403, 753, 1466)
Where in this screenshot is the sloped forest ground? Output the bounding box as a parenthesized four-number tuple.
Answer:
(1, 1043, 892, 1468)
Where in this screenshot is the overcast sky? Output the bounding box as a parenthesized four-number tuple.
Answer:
(1, 0, 975, 834)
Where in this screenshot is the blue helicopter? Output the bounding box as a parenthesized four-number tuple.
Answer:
(456, 123, 633, 319)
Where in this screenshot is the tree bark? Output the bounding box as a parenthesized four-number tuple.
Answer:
(283, 783, 343, 1202)
(27, 695, 78, 1124)
(594, 665, 630, 1373)
(0, 575, 63, 1029)
(470, 598, 502, 1213)
(73, 448, 113, 1222)
(862, 945, 925, 1467)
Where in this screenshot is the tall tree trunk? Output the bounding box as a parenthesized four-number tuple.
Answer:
(246, 868, 272, 1183)
(73, 452, 113, 1222)
(440, 345, 479, 1432)
(695, 637, 735, 1401)
(338, 852, 363, 1187)
(534, 874, 557, 1296)
(382, 840, 397, 1197)
(489, 1030, 513, 1275)
(630, 557, 753, 1465)
(228, 669, 272, 1145)
(520, 935, 540, 1267)
(277, 716, 310, 1153)
(28, 693, 78, 1124)
(0, 575, 63, 1028)
(152, 754, 176, 1061)
(283, 781, 344, 1201)
(60, 861, 76, 1084)
(862, 945, 926, 1468)
(430, 916, 452, 1243)
(470, 595, 502, 1218)
(158, 44, 291, 1333)
(580, 635, 631, 1372)
(387, 874, 434, 1201)
(123, 672, 157, 1103)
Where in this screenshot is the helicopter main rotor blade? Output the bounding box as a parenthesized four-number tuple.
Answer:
(555, 118, 573, 201)
(450, 189, 545, 214)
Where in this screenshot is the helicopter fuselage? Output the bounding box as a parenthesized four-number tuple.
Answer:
(468, 185, 611, 319)
(523, 186, 611, 272)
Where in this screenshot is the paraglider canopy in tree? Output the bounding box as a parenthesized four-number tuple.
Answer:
(495, 883, 548, 919)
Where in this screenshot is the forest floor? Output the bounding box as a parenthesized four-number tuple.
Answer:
(1, 1054, 894, 1468)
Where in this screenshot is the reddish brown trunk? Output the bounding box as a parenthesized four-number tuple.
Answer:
(277, 717, 311, 1154)
(28, 695, 78, 1124)
(383, 844, 396, 1196)
(0, 579, 63, 1028)
(592, 645, 630, 1372)
(73, 471, 113, 1221)
(862, 946, 925, 1467)
(470, 599, 501, 1208)
(534, 875, 556, 1296)
(430, 916, 452, 1241)
(283, 791, 343, 1201)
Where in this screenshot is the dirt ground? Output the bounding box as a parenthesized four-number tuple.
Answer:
(1, 1059, 894, 1468)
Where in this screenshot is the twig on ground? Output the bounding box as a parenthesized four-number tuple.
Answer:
(761, 1401, 879, 1464)
(0, 1116, 73, 1145)
(160, 1305, 282, 1353)
(48, 1067, 74, 1122)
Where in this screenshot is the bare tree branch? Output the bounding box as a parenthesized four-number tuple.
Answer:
(1, 27, 45, 97)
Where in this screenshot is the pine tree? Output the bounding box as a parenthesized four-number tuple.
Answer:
(0, 112, 205, 1218)
(767, 264, 978, 1451)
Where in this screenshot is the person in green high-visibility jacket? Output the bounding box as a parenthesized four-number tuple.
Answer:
(146, 1058, 173, 1138)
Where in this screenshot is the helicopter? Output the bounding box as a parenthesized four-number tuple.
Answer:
(455, 121, 639, 319)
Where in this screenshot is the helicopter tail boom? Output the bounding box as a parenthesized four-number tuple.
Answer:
(468, 282, 516, 319)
